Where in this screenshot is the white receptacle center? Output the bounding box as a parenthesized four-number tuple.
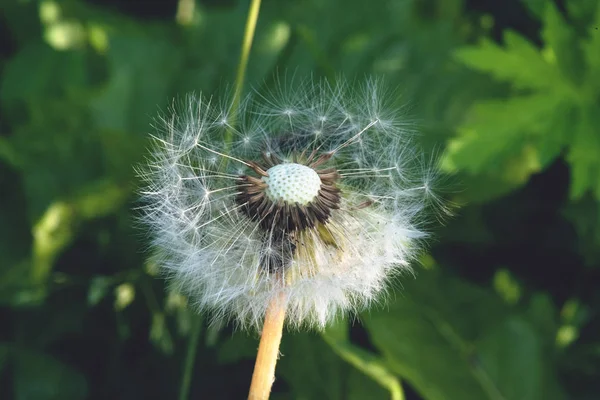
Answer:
(263, 163, 322, 205)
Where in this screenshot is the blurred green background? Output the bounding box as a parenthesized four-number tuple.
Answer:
(1, 0, 599, 399)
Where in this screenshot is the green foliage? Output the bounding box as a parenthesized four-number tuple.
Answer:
(365, 268, 564, 400)
(1, 0, 599, 399)
(322, 321, 404, 400)
(447, 1, 600, 201)
(12, 349, 88, 400)
(278, 332, 388, 400)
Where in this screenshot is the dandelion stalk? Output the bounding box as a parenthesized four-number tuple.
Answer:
(248, 291, 286, 400)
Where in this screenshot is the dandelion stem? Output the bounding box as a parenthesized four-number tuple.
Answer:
(178, 315, 202, 400)
(248, 292, 286, 400)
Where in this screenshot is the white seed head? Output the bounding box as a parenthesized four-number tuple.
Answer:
(263, 163, 321, 205)
(138, 77, 444, 330)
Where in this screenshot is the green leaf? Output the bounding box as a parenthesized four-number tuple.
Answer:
(32, 201, 75, 285)
(526, 293, 560, 344)
(217, 332, 259, 364)
(477, 317, 542, 400)
(450, 0, 600, 205)
(563, 195, 600, 267)
(322, 320, 405, 400)
(345, 368, 393, 400)
(566, 0, 600, 29)
(542, 1, 585, 85)
(521, 0, 546, 18)
(14, 349, 88, 400)
(581, 2, 600, 96)
(278, 332, 345, 399)
(90, 32, 183, 135)
(567, 106, 600, 199)
(454, 32, 560, 90)
(364, 268, 565, 400)
(364, 270, 507, 400)
(443, 93, 565, 175)
(176, 3, 246, 92)
(278, 332, 387, 400)
(478, 307, 565, 400)
(30, 180, 128, 297)
(0, 167, 32, 304)
(0, 41, 86, 108)
(72, 179, 129, 220)
(0, 136, 23, 169)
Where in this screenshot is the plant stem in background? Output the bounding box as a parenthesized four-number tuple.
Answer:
(178, 315, 202, 400)
(226, 0, 262, 143)
(234, 0, 262, 102)
(248, 292, 286, 400)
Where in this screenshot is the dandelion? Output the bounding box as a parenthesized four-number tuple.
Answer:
(139, 77, 440, 398)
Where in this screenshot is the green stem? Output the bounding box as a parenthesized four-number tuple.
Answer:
(226, 0, 262, 143)
(178, 315, 203, 400)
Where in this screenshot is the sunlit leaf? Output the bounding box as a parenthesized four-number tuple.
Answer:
(30, 180, 128, 299)
(541, 1, 585, 85)
(454, 32, 560, 90)
(443, 93, 565, 175)
(567, 106, 600, 199)
(364, 268, 563, 400)
(581, 2, 600, 95)
(365, 274, 500, 400)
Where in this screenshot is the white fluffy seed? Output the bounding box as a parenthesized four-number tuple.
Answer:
(262, 163, 322, 205)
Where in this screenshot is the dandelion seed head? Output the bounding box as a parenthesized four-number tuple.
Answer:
(138, 77, 443, 330)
